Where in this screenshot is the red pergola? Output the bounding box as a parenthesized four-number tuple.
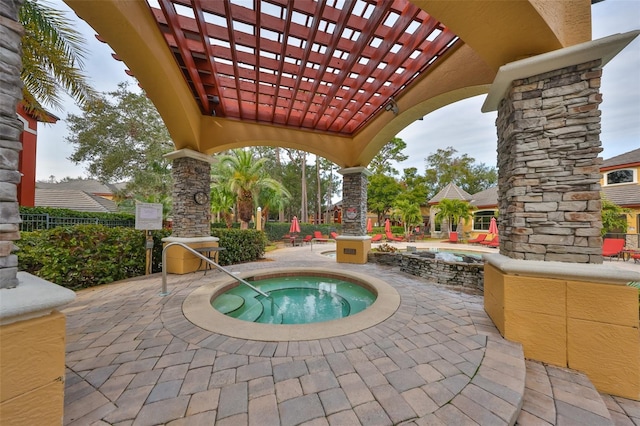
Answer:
(148, 0, 457, 136)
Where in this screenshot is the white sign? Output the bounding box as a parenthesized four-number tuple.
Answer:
(135, 203, 163, 230)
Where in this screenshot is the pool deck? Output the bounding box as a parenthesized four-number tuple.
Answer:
(62, 241, 640, 425)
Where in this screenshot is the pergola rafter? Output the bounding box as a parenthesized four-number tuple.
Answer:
(145, 0, 459, 136)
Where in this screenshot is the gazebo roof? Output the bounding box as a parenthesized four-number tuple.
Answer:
(65, 0, 592, 167)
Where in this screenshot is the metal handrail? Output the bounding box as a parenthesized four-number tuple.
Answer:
(161, 242, 270, 301)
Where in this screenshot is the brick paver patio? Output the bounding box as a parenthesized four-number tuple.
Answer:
(61, 242, 640, 425)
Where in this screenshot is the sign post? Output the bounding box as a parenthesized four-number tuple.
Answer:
(135, 203, 163, 275)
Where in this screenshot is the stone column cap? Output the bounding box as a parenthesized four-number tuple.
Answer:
(164, 148, 216, 163)
(484, 253, 640, 285)
(0, 272, 76, 326)
(336, 235, 372, 241)
(482, 30, 640, 112)
(338, 166, 372, 176)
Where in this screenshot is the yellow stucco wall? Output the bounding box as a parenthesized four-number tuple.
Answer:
(484, 264, 640, 400)
(163, 241, 219, 274)
(0, 311, 66, 425)
(336, 239, 371, 264)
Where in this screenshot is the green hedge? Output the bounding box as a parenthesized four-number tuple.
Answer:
(19, 206, 135, 221)
(17, 225, 266, 290)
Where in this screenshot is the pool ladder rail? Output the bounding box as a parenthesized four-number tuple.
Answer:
(160, 242, 276, 315)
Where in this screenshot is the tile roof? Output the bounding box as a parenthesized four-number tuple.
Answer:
(470, 186, 498, 208)
(35, 189, 119, 213)
(602, 184, 640, 207)
(601, 148, 640, 169)
(428, 182, 472, 204)
(36, 179, 124, 195)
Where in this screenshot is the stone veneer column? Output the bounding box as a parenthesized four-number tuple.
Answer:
(0, 0, 23, 288)
(339, 167, 371, 236)
(165, 149, 213, 238)
(496, 59, 604, 263)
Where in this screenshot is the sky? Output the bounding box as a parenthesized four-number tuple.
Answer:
(36, 0, 640, 181)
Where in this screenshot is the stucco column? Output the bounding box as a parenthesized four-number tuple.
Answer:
(338, 167, 371, 236)
(164, 149, 213, 238)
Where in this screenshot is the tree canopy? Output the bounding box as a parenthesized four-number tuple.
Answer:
(368, 137, 408, 176)
(424, 147, 497, 198)
(66, 83, 174, 203)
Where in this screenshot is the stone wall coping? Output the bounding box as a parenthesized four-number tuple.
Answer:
(484, 253, 640, 285)
(482, 31, 640, 112)
(338, 166, 372, 176)
(336, 235, 371, 241)
(162, 236, 219, 243)
(0, 272, 76, 326)
(164, 148, 216, 164)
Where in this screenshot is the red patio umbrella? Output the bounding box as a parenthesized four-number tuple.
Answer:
(289, 216, 301, 234)
(366, 218, 373, 233)
(488, 216, 498, 235)
(384, 218, 391, 233)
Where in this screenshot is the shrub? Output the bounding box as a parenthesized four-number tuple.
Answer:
(17, 225, 265, 289)
(210, 228, 267, 265)
(18, 225, 147, 289)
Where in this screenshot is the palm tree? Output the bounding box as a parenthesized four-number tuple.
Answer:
(215, 149, 290, 229)
(435, 198, 476, 237)
(392, 199, 422, 239)
(19, 0, 96, 120)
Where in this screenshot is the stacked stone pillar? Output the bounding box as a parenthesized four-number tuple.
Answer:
(0, 0, 24, 288)
(339, 167, 370, 236)
(167, 150, 212, 237)
(496, 60, 604, 263)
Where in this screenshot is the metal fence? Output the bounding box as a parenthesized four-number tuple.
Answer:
(20, 214, 135, 232)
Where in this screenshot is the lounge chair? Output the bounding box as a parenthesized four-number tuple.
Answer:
(443, 231, 458, 243)
(467, 234, 487, 244)
(385, 231, 404, 242)
(487, 235, 499, 247)
(330, 232, 339, 239)
(302, 235, 312, 245)
(313, 231, 329, 242)
(480, 236, 497, 246)
(602, 238, 625, 260)
(370, 234, 383, 242)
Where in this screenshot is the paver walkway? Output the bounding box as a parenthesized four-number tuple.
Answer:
(61, 243, 640, 425)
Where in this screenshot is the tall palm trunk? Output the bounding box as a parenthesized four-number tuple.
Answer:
(0, 0, 24, 288)
(276, 148, 285, 222)
(300, 152, 307, 222)
(316, 155, 322, 224)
